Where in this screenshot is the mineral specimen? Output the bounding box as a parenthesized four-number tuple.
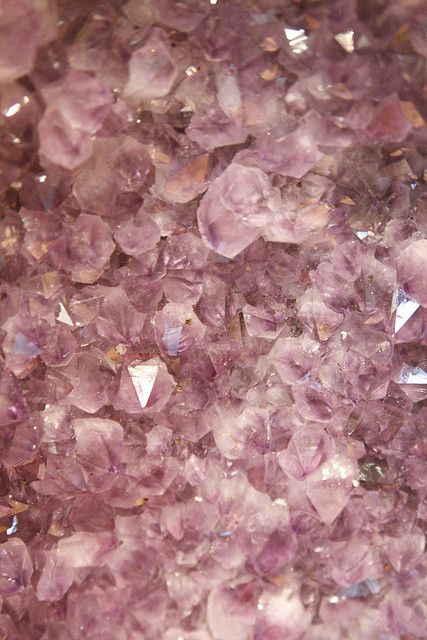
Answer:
(0, 0, 426, 638)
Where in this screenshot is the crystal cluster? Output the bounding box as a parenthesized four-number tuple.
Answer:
(0, 0, 426, 638)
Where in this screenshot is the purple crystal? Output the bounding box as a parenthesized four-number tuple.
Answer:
(124, 28, 177, 103)
(0, 1, 426, 637)
(197, 162, 280, 257)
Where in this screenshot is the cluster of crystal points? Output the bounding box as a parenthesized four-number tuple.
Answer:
(0, 0, 427, 638)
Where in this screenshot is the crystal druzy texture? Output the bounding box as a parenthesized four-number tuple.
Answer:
(0, 0, 427, 638)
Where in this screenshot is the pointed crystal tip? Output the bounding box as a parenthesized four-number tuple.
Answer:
(391, 288, 420, 334)
(128, 363, 159, 409)
(399, 364, 427, 385)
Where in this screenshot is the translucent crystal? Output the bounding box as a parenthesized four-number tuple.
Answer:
(1, 1, 427, 637)
(128, 363, 158, 408)
(399, 364, 427, 385)
(398, 364, 427, 402)
(391, 288, 420, 334)
(334, 31, 355, 53)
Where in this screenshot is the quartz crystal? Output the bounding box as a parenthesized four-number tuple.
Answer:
(0, 0, 426, 638)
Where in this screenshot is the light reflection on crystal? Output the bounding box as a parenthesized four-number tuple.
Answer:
(284, 27, 308, 54)
(57, 302, 74, 327)
(128, 363, 158, 408)
(399, 364, 427, 385)
(334, 30, 355, 53)
(162, 326, 183, 357)
(185, 65, 198, 77)
(1, 0, 427, 635)
(3, 103, 22, 118)
(341, 579, 380, 599)
(6, 515, 18, 536)
(391, 288, 420, 333)
(355, 231, 369, 240)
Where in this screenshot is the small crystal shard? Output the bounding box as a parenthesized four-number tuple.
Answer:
(255, 588, 311, 640)
(334, 30, 355, 53)
(128, 363, 158, 408)
(391, 288, 420, 333)
(366, 95, 412, 143)
(399, 364, 427, 385)
(50, 213, 115, 284)
(0, 0, 55, 84)
(284, 28, 308, 55)
(278, 425, 333, 480)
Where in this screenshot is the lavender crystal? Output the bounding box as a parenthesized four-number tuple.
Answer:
(0, 0, 426, 638)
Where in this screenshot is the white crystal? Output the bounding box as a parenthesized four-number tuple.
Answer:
(128, 363, 158, 408)
(57, 302, 74, 326)
(284, 28, 308, 54)
(6, 515, 18, 536)
(399, 364, 427, 385)
(355, 231, 369, 240)
(334, 30, 355, 53)
(391, 288, 420, 333)
(3, 103, 22, 118)
(162, 326, 183, 356)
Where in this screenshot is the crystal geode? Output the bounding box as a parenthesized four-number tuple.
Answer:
(0, 0, 426, 638)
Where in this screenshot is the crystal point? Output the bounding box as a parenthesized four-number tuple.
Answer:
(1, 2, 427, 637)
(391, 288, 420, 333)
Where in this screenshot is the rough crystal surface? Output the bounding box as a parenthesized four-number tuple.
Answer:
(0, 0, 426, 638)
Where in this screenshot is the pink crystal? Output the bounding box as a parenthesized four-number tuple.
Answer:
(257, 124, 324, 179)
(1, 1, 427, 637)
(114, 356, 175, 414)
(396, 239, 427, 306)
(255, 588, 312, 640)
(0, 0, 55, 84)
(50, 213, 115, 283)
(0, 539, 33, 596)
(365, 95, 412, 143)
(154, 0, 207, 33)
(153, 153, 211, 204)
(154, 302, 206, 356)
(124, 28, 177, 103)
(278, 424, 333, 480)
(38, 71, 113, 169)
(207, 583, 256, 640)
(73, 418, 124, 492)
(306, 453, 359, 524)
(197, 162, 280, 257)
(114, 212, 160, 258)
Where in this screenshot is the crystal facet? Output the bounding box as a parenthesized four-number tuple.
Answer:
(1, 1, 427, 637)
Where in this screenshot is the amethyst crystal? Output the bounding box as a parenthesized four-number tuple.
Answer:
(0, 0, 426, 638)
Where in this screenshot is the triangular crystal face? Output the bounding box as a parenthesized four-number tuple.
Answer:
(334, 30, 355, 53)
(399, 364, 427, 385)
(391, 288, 420, 333)
(128, 363, 158, 408)
(57, 302, 74, 326)
(13, 332, 41, 356)
(398, 364, 427, 401)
